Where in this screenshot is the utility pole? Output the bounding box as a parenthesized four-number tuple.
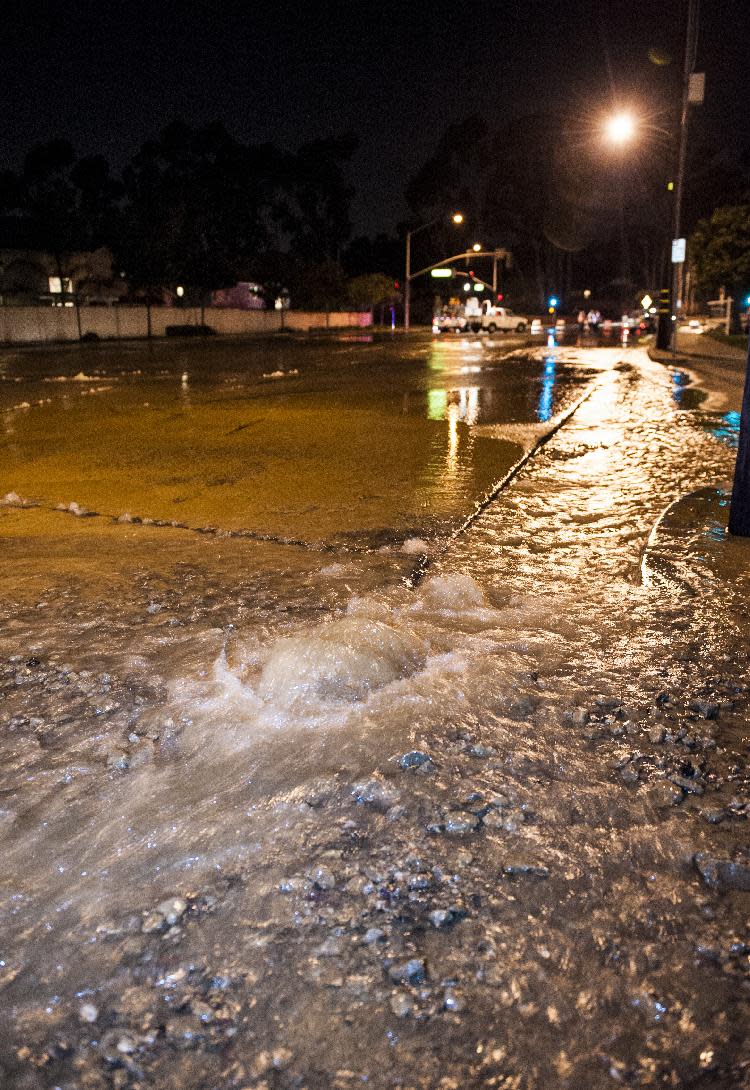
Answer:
(656, 0, 701, 351)
(404, 230, 412, 332)
(671, 0, 701, 343)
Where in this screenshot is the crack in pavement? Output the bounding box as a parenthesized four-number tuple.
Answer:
(406, 377, 603, 588)
(0, 496, 371, 555)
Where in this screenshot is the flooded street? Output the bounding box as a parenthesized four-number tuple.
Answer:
(1, 333, 749, 1088)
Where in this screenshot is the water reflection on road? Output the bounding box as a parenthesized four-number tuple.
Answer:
(0, 334, 590, 554)
(2, 335, 749, 1088)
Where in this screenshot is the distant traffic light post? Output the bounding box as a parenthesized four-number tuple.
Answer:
(413, 248, 513, 314)
(404, 213, 463, 331)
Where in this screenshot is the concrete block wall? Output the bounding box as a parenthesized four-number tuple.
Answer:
(0, 306, 372, 346)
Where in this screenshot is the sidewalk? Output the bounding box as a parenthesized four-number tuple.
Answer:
(649, 331, 748, 411)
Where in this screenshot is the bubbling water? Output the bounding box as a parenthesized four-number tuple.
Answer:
(256, 616, 427, 707)
(173, 573, 495, 745)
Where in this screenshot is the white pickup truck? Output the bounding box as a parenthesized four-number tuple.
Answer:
(461, 298, 528, 333)
(432, 298, 529, 335)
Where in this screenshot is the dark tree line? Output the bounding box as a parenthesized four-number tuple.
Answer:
(0, 122, 365, 310)
(3, 112, 747, 319)
(401, 112, 750, 313)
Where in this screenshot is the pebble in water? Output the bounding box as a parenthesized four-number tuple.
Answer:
(388, 958, 427, 985)
(648, 781, 684, 808)
(694, 853, 750, 892)
(443, 817, 479, 836)
(352, 778, 401, 810)
(390, 993, 414, 1018)
(307, 864, 336, 891)
(398, 750, 434, 771)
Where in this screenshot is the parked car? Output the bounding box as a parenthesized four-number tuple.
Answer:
(432, 305, 468, 334)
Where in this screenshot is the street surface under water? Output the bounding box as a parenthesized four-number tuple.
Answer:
(1, 333, 749, 1088)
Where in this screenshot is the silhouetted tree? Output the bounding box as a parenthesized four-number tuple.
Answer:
(405, 112, 750, 311)
(291, 259, 347, 311)
(344, 232, 402, 279)
(117, 121, 292, 324)
(347, 273, 399, 324)
(18, 141, 78, 290)
(690, 204, 750, 305)
(279, 135, 358, 264)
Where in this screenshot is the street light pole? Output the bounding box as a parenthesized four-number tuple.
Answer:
(404, 213, 463, 331)
(405, 229, 412, 332)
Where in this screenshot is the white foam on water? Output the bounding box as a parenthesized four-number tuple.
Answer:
(167, 575, 492, 737)
(417, 572, 487, 610)
(1, 491, 29, 507)
(401, 537, 431, 555)
(165, 572, 572, 773)
(53, 500, 91, 517)
(319, 561, 357, 576)
(257, 615, 427, 708)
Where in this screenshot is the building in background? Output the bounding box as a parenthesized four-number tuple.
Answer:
(0, 244, 126, 306)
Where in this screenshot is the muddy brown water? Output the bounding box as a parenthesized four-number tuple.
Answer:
(1, 334, 749, 1088)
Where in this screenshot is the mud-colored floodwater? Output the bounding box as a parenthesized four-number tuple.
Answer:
(1, 334, 749, 1089)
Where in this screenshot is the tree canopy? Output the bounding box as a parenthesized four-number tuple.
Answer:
(404, 112, 750, 309)
(690, 205, 750, 297)
(3, 111, 748, 313)
(0, 122, 362, 308)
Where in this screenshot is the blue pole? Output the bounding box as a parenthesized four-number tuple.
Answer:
(728, 335, 750, 535)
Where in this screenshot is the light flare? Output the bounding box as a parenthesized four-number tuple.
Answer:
(604, 111, 636, 145)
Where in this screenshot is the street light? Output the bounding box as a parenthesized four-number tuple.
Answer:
(404, 212, 463, 331)
(604, 111, 636, 145)
(602, 110, 638, 304)
(598, 1, 700, 351)
(472, 242, 482, 252)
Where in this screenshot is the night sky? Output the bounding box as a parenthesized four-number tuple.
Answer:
(1, 0, 748, 236)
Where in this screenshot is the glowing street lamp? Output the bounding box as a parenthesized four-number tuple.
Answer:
(405, 212, 464, 330)
(604, 111, 636, 145)
(472, 242, 482, 252)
